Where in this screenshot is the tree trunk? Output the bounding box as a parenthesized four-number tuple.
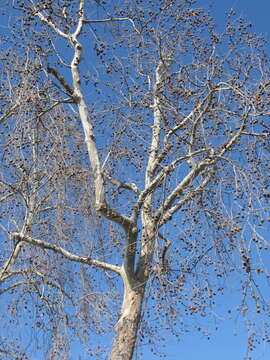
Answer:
(109, 285, 145, 360)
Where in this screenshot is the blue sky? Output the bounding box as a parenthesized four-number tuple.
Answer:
(199, 0, 270, 42)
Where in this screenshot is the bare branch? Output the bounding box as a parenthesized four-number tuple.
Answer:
(154, 89, 215, 171)
(158, 166, 214, 226)
(11, 232, 121, 275)
(68, 10, 134, 233)
(0, 348, 22, 360)
(0, 241, 24, 282)
(105, 174, 140, 195)
(219, 111, 249, 157)
(83, 17, 140, 34)
(0, 103, 19, 124)
(132, 148, 209, 221)
(0, 280, 37, 296)
(0, 192, 14, 202)
(242, 131, 268, 137)
(33, 8, 69, 39)
(145, 60, 167, 186)
(155, 155, 215, 224)
(47, 67, 73, 95)
(0, 269, 29, 282)
(73, 0, 84, 38)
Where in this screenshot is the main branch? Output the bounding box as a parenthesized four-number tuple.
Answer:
(11, 232, 121, 274)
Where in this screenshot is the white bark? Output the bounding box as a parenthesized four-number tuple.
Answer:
(10, 232, 121, 274)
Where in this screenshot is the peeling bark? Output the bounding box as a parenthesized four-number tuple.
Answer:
(110, 272, 145, 360)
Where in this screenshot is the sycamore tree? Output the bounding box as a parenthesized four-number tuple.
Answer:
(1, 0, 270, 359)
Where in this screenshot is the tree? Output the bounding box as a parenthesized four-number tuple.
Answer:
(0, 0, 270, 359)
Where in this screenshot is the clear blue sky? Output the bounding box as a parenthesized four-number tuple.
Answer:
(141, 1, 270, 359)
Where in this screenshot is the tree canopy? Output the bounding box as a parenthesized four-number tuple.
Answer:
(0, 1, 270, 359)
